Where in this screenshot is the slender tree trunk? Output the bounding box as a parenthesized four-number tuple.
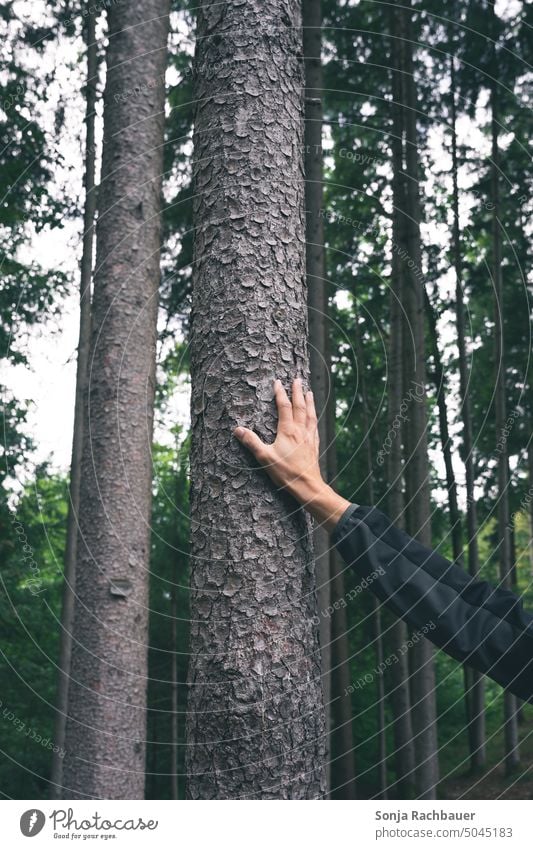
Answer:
(510, 516, 524, 726)
(424, 289, 464, 567)
(149, 709, 157, 786)
(386, 11, 416, 800)
(303, 0, 331, 793)
(170, 451, 182, 800)
(528, 439, 533, 576)
(170, 447, 183, 800)
(354, 309, 387, 799)
(51, 9, 98, 798)
(170, 582, 178, 799)
(509, 499, 519, 587)
(394, 1, 439, 799)
(185, 0, 326, 799)
(450, 53, 486, 771)
(491, 73, 520, 773)
(62, 1, 170, 799)
(489, 5, 520, 756)
(326, 357, 357, 799)
(386, 260, 416, 800)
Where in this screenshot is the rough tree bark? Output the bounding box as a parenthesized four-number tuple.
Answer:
(303, 0, 331, 791)
(62, 1, 170, 799)
(185, 0, 326, 800)
(51, 8, 98, 798)
(450, 50, 486, 771)
(393, 0, 439, 798)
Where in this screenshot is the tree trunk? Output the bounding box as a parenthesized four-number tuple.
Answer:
(386, 254, 416, 800)
(354, 309, 387, 799)
(303, 0, 331, 794)
(491, 69, 520, 774)
(62, 0, 170, 799)
(528, 440, 533, 576)
(185, 0, 326, 800)
(424, 288, 464, 567)
(50, 8, 98, 798)
(394, 0, 439, 799)
(386, 10, 416, 800)
(450, 52, 486, 772)
(170, 583, 179, 800)
(326, 350, 357, 799)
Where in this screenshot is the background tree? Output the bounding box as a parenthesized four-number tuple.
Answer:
(50, 7, 99, 797)
(62, 0, 170, 799)
(391, 0, 439, 798)
(303, 0, 331, 792)
(489, 7, 520, 773)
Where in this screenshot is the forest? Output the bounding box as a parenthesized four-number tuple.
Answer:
(1, 0, 533, 802)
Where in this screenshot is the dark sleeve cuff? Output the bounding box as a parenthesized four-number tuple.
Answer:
(331, 502, 360, 546)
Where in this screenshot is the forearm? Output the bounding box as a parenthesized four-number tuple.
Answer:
(332, 504, 533, 703)
(285, 477, 353, 533)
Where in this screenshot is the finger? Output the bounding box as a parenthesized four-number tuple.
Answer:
(292, 377, 306, 424)
(305, 389, 318, 432)
(233, 426, 269, 463)
(273, 378, 293, 428)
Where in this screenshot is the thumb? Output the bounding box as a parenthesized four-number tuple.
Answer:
(233, 426, 267, 461)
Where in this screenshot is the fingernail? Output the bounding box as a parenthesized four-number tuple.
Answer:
(233, 426, 244, 437)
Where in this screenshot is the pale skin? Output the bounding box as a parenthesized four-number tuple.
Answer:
(232, 377, 352, 532)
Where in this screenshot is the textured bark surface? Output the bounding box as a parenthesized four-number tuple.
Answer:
(186, 0, 326, 799)
(62, 1, 170, 799)
(392, 1, 439, 799)
(51, 10, 98, 798)
(303, 0, 331, 792)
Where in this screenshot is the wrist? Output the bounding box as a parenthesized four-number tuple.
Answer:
(285, 472, 327, 505)
(287, 476, 352, 533)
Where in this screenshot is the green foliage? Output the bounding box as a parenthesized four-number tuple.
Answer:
(0, 468, 66, 797)
(146, 439, 190, 799)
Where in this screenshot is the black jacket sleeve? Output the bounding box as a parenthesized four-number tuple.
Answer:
(332, 503, 533, 703)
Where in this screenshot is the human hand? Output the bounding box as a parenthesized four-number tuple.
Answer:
(232, 378, 352, 531)
(233, 377, 323, 497)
